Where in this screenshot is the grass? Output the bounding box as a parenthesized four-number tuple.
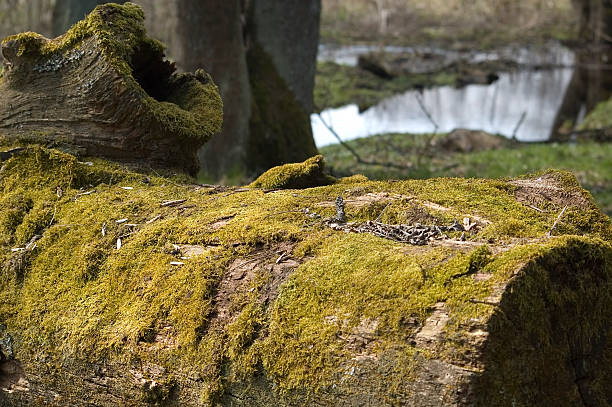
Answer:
(320, 133, 612, 216)
(320, 0, 576, 48)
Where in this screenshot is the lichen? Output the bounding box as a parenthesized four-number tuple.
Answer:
(0, 146, 610, 404)
(249, 155, 336, 190)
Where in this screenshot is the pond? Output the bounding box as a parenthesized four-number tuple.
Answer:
(312, 43, 575, 147)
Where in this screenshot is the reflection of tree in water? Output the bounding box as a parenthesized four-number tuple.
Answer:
(552, 0, 612, 140)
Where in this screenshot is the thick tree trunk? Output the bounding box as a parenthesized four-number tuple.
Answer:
(0, 149, 611, 406)
(248, 0, 321, 114)
(0, 3, 222, 176)
(52, 0, 127, 37)
(244, 0, 320, 175)
(169, 0, 320, 180)
(175, 0, 252, 181)
(551, 0, 612, 140)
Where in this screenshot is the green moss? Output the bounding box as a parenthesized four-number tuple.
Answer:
(145, 70, 223, 143)
(0, 146, 610, 404)
(249, 155, 336, 190)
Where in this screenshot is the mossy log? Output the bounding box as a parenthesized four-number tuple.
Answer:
(0, 148, 610, 406)
(0, 3, 223, 176)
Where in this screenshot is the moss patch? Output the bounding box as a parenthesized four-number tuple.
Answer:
(0, 146, 610, 404)
(249, 155, 336, 190)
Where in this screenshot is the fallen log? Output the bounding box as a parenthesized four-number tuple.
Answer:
(0, 149, 610, 406)
(0, 3, 223, 176)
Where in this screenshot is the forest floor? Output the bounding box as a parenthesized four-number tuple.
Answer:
(320, 134, 612, 217)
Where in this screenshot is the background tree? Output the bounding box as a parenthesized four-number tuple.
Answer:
(47, 0, 320, 181)
(52, 0, 127, 36)
(552, 0, 612, 139)
(170, 0, 321, 180)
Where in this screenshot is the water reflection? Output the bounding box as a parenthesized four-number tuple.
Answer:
(312, 67, 575, 147)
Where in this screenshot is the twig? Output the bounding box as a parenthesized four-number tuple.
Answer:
(527, 204, 544, 213)
(415, 93, 439, 134)
(49, 205, 57, 227)
(374, 202, 392, 222)
(315, 112, 412, 170)
(161, 199, 187, 207)
(512, 111, 527, 140)
(547, 206, 567, 237)
(146, 215, 161, 224)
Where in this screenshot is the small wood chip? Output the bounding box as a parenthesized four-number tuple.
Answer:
(146, 215, 161, 224)
(116, 218, 128, 224)
(528, 205, 544, 213)
(170, 261, 184, 266)
(161, 199, 187, 207)
(120, 186, 134, 190)
(76, 190, 96, 197)
(116, 238, 122, 250)
(547, 206, 568, 237)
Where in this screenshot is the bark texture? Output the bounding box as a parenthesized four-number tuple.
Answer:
(0, 149, 610, 406)
(0, 3, 222, 176)
(176, 0, 252, 179)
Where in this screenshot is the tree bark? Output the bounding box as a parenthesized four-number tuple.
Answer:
(0, 3, 222, 175)
(175, 0, 252, 180)
(244, 0, 320, 176)
(171, 0, 321, 180)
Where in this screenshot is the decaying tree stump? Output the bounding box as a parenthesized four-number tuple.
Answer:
(0, 149, 610, 406)
(0, 3, 223, 176)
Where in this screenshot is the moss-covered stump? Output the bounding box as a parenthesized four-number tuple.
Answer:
(0, 3, 222, 176)
(0, 147, 611, 406)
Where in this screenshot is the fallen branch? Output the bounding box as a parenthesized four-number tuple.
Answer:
(415, 93, 439, 134)
(315, 112, 413, 171)
(512, 111, 527, 140)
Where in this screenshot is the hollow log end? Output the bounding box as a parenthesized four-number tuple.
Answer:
(0, 2, 222, 176)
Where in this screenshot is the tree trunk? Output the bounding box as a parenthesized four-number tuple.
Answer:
(0, 149, 611, 406)
(52, 0, 127, 37)
(244, 0, 320, 176)
(0, 3, 222, 176)
(171, 0, 321, 180)
(551, 0, 612, 140)
(175, 0, 252, 181)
